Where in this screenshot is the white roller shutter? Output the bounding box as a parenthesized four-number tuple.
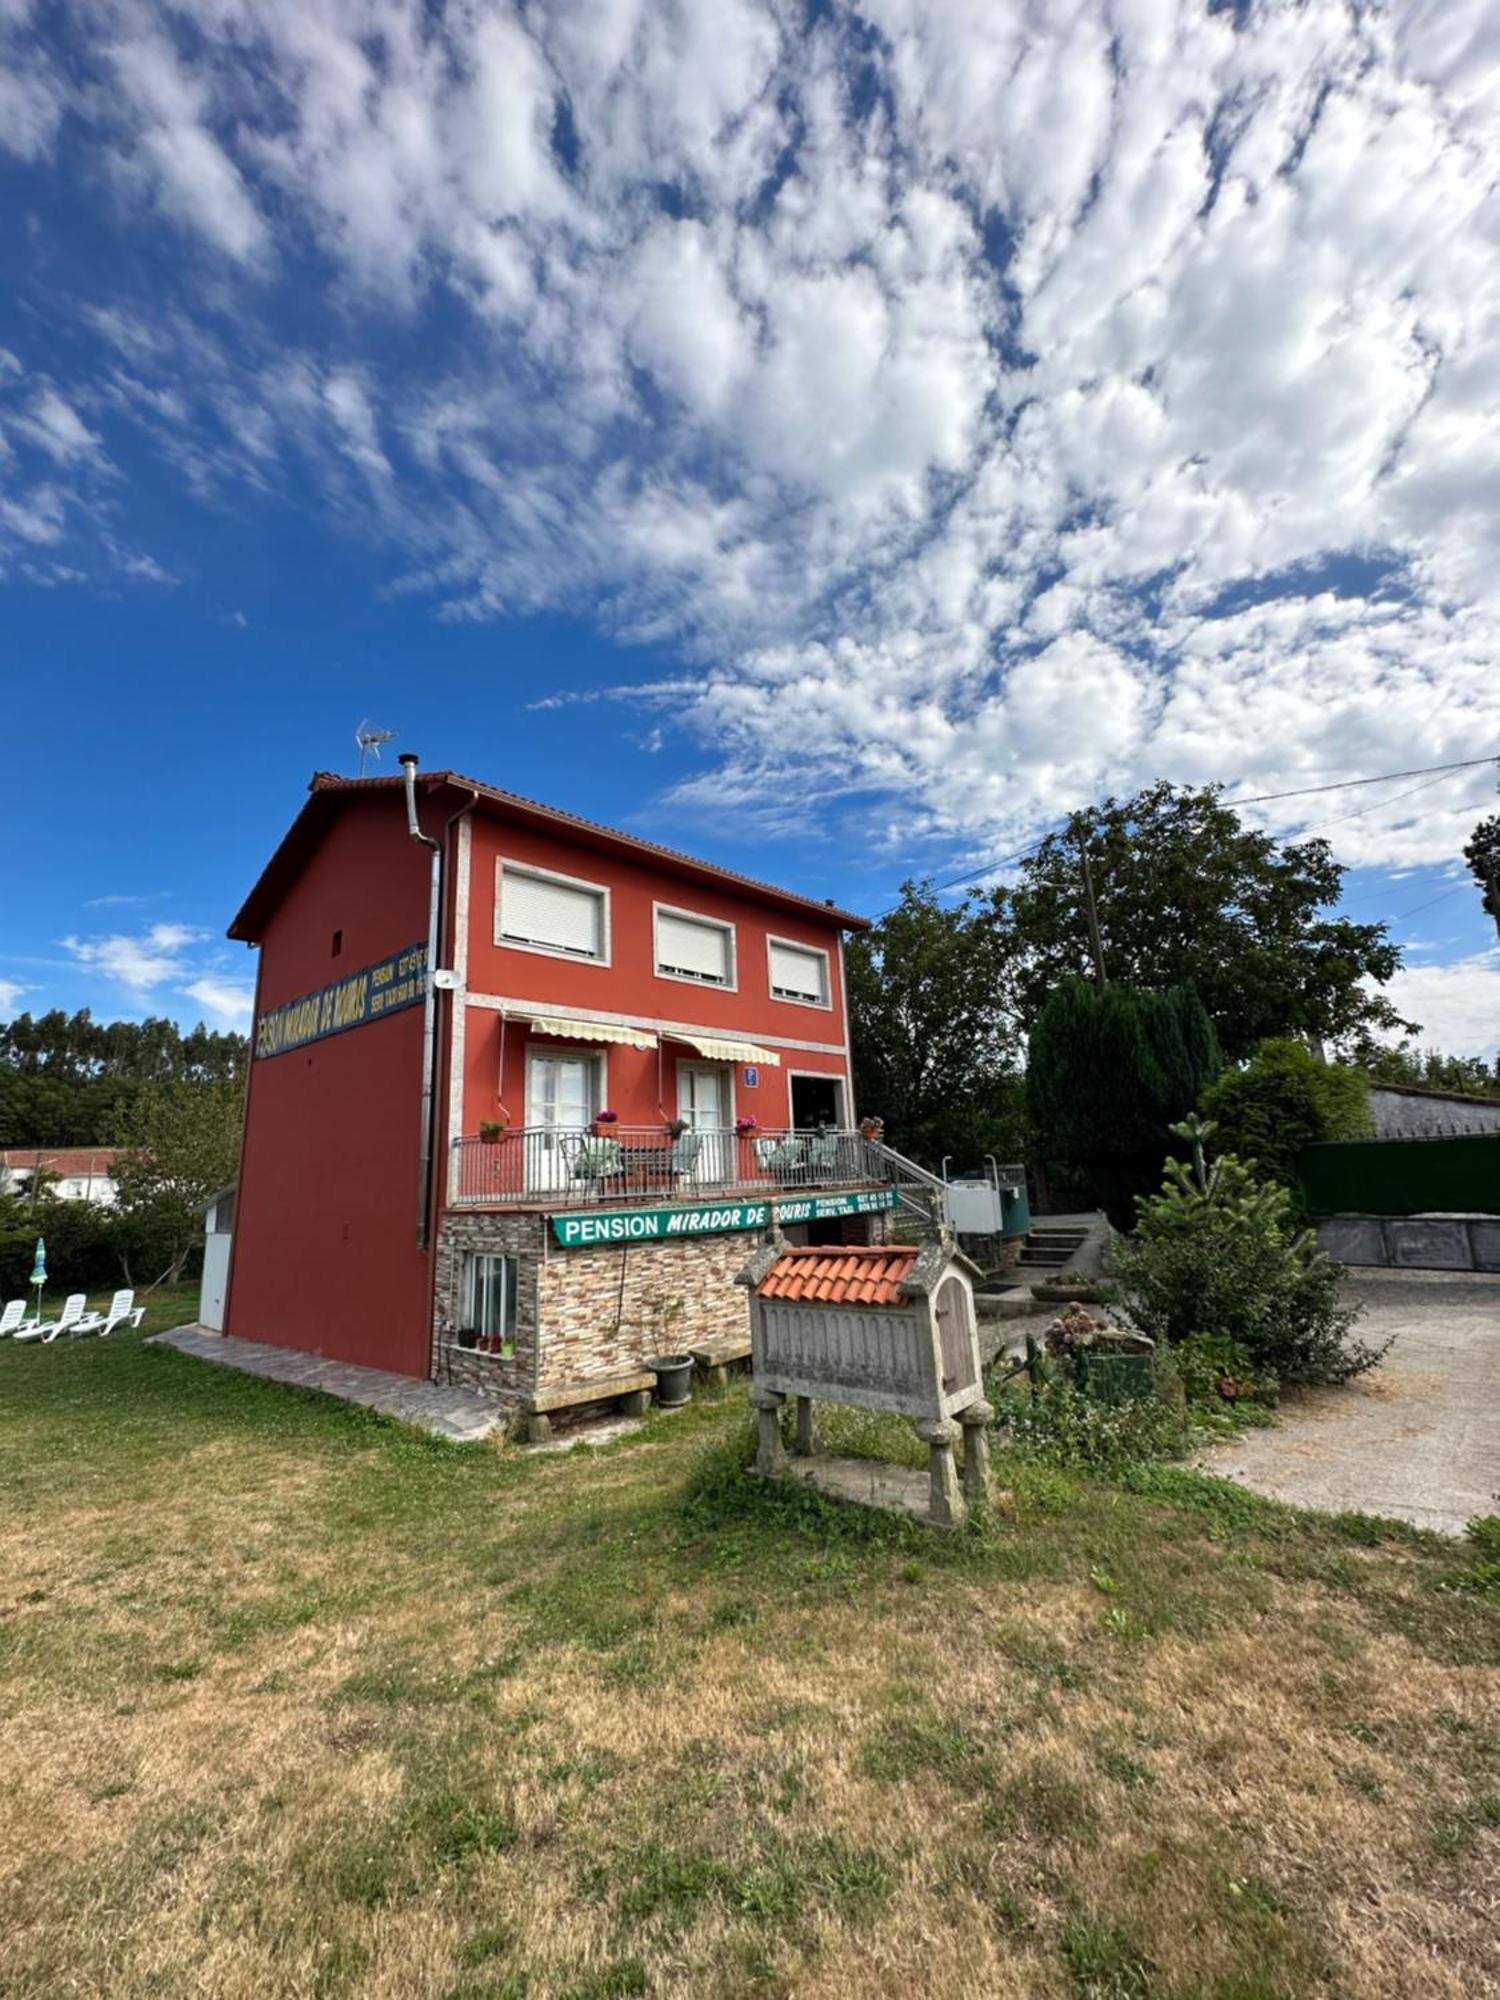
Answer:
(499, 868, 604, 957)
(657, 911, 731, 983)
(768, 939, 826, 1003)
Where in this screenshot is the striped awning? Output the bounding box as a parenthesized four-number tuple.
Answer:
(673, 1033, 782, 1066)
(514, 1013, 658, 1051)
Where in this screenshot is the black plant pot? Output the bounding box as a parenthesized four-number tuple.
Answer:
(456, 1328, 478, 1350)
(650, 1354, 694, 1409)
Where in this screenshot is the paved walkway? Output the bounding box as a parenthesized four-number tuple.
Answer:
(1204, 1272, 1500, 1536)
(149, 1325, 507, 1443)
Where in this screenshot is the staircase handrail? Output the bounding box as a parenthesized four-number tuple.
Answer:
(861, 1138, 946, 1192)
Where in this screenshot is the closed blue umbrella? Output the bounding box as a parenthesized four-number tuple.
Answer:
(30, 1236, 46, 1329)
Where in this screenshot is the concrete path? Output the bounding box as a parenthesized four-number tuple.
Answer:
(149, 1325, 507, 1443)
(1204, 1272, 1500, 1536)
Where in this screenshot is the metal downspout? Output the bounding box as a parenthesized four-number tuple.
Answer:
(400, 754, 442, 1250)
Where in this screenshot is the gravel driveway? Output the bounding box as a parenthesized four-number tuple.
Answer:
(1204, 1269, 1500, 1536)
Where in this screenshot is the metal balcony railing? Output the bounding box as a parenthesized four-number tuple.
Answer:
(449, 1126, 883, 1208)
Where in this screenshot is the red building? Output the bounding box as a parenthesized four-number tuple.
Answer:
(224, 762, 896, 1434)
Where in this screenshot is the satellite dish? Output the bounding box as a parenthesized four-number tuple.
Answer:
(355, 720, 397, 776)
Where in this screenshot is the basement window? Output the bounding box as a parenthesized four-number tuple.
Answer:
(462, 1252, 518, 1355)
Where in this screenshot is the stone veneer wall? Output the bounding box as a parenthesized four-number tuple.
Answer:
(432, 1201, 896, 1408)
(432, 1209, 544, 1411)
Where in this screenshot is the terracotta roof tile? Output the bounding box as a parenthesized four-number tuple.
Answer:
(757, 1244, 920, 1307)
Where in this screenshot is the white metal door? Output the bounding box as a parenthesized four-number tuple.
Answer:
(200, 1232, 230, 1331)
(527, 1052, 600, 1189)
(677, 1062, 730, 1181)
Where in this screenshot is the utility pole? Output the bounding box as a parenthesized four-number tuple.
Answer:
(1078, 836, 1108, 990)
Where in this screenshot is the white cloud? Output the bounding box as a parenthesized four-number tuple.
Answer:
(4, 0, 1500, 894)
(180, 976, 254, 1030)
(60, 922, 208, 996)
(0, 977, 27, 1015)
(1383, 952, 1500, 1062)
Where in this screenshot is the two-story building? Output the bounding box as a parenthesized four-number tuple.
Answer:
(223, 760, 899, 1434)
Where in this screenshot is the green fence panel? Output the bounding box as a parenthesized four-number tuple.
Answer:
(1296, 1134, 1500, 1218)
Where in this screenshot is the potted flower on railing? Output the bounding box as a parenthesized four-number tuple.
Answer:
(664, 1116, 688, 1139)
(478, 1119, 509, 1145)
(858, 1114, 885, 1143)
(734, 1114, 760, 1139)
(592, 1109, 620, 1139)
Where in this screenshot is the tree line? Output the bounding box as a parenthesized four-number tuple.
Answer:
(847, 780, 1494, 1211)
(0, 1012, 248, 1295)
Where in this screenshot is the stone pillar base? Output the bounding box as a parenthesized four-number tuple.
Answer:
(794, 1395, 818, 1457)
(749, 1385, 787, 1476)
(959, 1400, 994, 1508)
(915, 1417, 965, 1529)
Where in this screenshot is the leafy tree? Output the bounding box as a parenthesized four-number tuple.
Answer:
(1354, 1043, 1500, 1100)
(111, 1078, 243, 1287)
(0, 1010, 246, 1148)
(845, 880, 1023, 1170)
(1000, 782, 1411, 1060)
(1200, 1039, 1373, 1185)
(1026, 978, 1220, 1222)
(1463, 811, 1500, 931)
(1115, 1118, 1386, 1388)
(0, 1190, 119, 1296)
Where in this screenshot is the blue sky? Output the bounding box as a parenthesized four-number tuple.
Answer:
(2, 1, 1498, 1055)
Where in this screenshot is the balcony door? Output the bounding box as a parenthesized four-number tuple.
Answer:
(526, 1048, 602, 1190)
(676, 1061, 731, 1183)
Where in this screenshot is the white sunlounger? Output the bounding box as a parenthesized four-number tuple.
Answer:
(0, 1298, 36, 1339)
(72, 1289, 145, 1339)
(14, 1293, 87, 1344)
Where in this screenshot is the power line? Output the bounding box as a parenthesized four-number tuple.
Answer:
(869, 751, 1498, 919)
(1220, 753, 1498, 809)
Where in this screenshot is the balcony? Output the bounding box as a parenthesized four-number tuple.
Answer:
(449, 1126, 885, 1209)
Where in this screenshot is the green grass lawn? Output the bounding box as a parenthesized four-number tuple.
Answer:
(0, 1303, 1496, 1999)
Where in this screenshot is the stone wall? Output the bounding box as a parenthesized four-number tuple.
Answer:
(432, 1202, 896, 1406)
(536, 1229, 753, 1389)
(431, 1209, 544, 1411)
(1318, 1214, 1500, 1272)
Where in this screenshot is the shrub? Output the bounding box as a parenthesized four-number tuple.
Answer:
(1200, 1038, 1372, 1186)
(1173, 1330, 1278, 1408)
(1028, 979, 1221, 1224)
(999, 1376, 1190, 1473)
(1114, 1118, 1387, 1388)
(0, 1192, 121, 1296)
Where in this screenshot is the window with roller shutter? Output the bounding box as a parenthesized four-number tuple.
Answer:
(767, 936, 830, 1006)
(655, 906, 735, 987)
(496, 862, 608, 961)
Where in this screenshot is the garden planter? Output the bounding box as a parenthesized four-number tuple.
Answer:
(649, 1354, 694, 1409)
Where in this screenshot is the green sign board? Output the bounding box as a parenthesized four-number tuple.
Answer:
(254, 942, 428, 1060)
(551, 1186, 896, 1248)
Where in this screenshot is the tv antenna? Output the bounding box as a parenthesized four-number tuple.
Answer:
(355, 720, 397, 775)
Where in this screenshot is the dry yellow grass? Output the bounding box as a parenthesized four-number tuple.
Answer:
(1, 1306, 1496, 1998)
